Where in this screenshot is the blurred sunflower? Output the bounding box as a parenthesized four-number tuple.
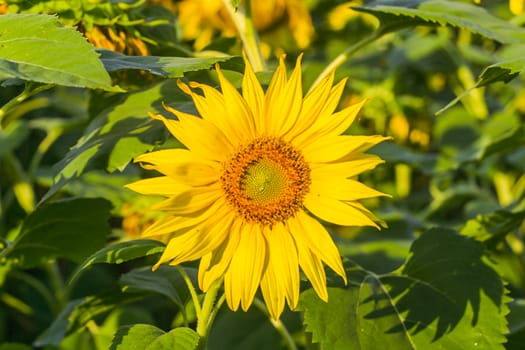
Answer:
(474, 0, 524, 15)
(1, 0, 157, 56)
(175, 0, 315, 53)
(126, 55, 389, 320)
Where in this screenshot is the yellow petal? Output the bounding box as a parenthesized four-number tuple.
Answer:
(285, 69, 335, 141)
(266, 55, 304, 136)
(198, 221, 242, 291)
(260, 260, 286, 320)
(135, 149, 220, 186)
(318, 99, 365, 136)
(187, 83, 241, 145)
(169, 208, 235, 266)
(310, 155, 385, 178)
(263, 223, 300, 310)
(242, 56, 265, 132)
(141, 214, 202, 238)
(304, 193, 379, 228)
(290, 229, 328, 301)
(150, 112, 233, 161)
(264, 55, 289, 135)
(310, 177, 388, 201)
(287, 210, 347, 283)
(152, 185, 221, 216)
(125, 176, 188, 196)
(302, 135, 390, 163)
(224, 222, 267, 312)
(292, 78, 348, 145)
(216, 65, 256, 141)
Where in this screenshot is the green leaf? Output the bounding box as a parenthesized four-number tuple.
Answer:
(119, 266, 196, 310)
(146, 327, 199, 350)
(110, 324, 166, 350)
(2, 197, 112, 268)
(461, 209, 525, 244)
(507, 299, 525, 350)
(208, 308, 288, 350)
(354, 0, 525, 44)
(40, 80, 177, 203)
(0, 120, 29, 157)
(456, 125, 525, 163)
(70, 239, 165, 284)
(33, 299, 84, 347)
(99, 49, 242, 77)
(0, 14, 119, 91)
(300, 228, 508, 350)
(436, 57, 525, 114)
(35, 288, 145, 347)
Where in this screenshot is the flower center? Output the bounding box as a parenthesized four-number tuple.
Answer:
(221, 137, 311, 226)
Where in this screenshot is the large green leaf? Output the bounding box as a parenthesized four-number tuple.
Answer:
(99, 49, 243, 77)
(208, 308, 289, 350)
(353, 0, 525, 44)
(40, 80, 179, 203)
(70, 239, 165, 284)
(110, 324, 166, 350)
(507, 299, 525, 350)
(34, 288, 145, 347)
(300, 228, 508, 350)
(119, 266, 196, 310)
(0, 14, 118, 90)
(1, 197, 111, 268)
(0, 120, 29, 157)
(146, 327, 199, 350)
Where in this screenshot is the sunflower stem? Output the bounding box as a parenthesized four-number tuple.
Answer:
(196, 279, 222, 349)
(309, 28, 387, 92)
(0, 83, 52, 129)
(253, 298, 298, 350)
(176, 266, 202, 317)
(222, 0, 267, 72)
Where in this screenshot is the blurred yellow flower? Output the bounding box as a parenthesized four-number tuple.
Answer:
(176, 0, 315, 51)
(83, 26, 150, 56)
(126, 55, 388, 320)
(474, 0, 523, 15)
(327, 0, 377, 30)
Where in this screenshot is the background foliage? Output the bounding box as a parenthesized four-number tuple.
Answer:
(0, 0, 524, 349)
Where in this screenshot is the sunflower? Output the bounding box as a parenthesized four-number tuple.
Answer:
(126, 55, 389, 320)
(175, 0, 315, 52)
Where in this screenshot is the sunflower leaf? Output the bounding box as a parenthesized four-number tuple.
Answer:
(69, 239, 165, 285)
(35, 288, 145, 347)
(2, 198, 111, 269)
(98, 49, 244, 77)
(299, 228, 508, 349)
(0, 14, 119, 91)
(119, 266, 197, 310)
(353, 0, 525, 44)
(110, 324, 166, 350)
(39, 80, 178, 203)
(145, 327, 200, 350)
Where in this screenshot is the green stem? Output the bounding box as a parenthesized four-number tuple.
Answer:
(28, 130, 61, 176)
(0, 83, 52, 128)
(222, 0, 267, 71)
(176, 266, 202, 317)
(309, 29, 387, 92)
(206, 294, 225, 331)
(253, 298, 297, 350)
(45, 261, 67, 310)
(196, 278, 223, 348)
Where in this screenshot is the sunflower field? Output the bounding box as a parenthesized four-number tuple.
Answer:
(1, 0, 525, 349)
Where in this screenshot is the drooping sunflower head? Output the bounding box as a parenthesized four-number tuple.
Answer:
(126, 55, 389, 320)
